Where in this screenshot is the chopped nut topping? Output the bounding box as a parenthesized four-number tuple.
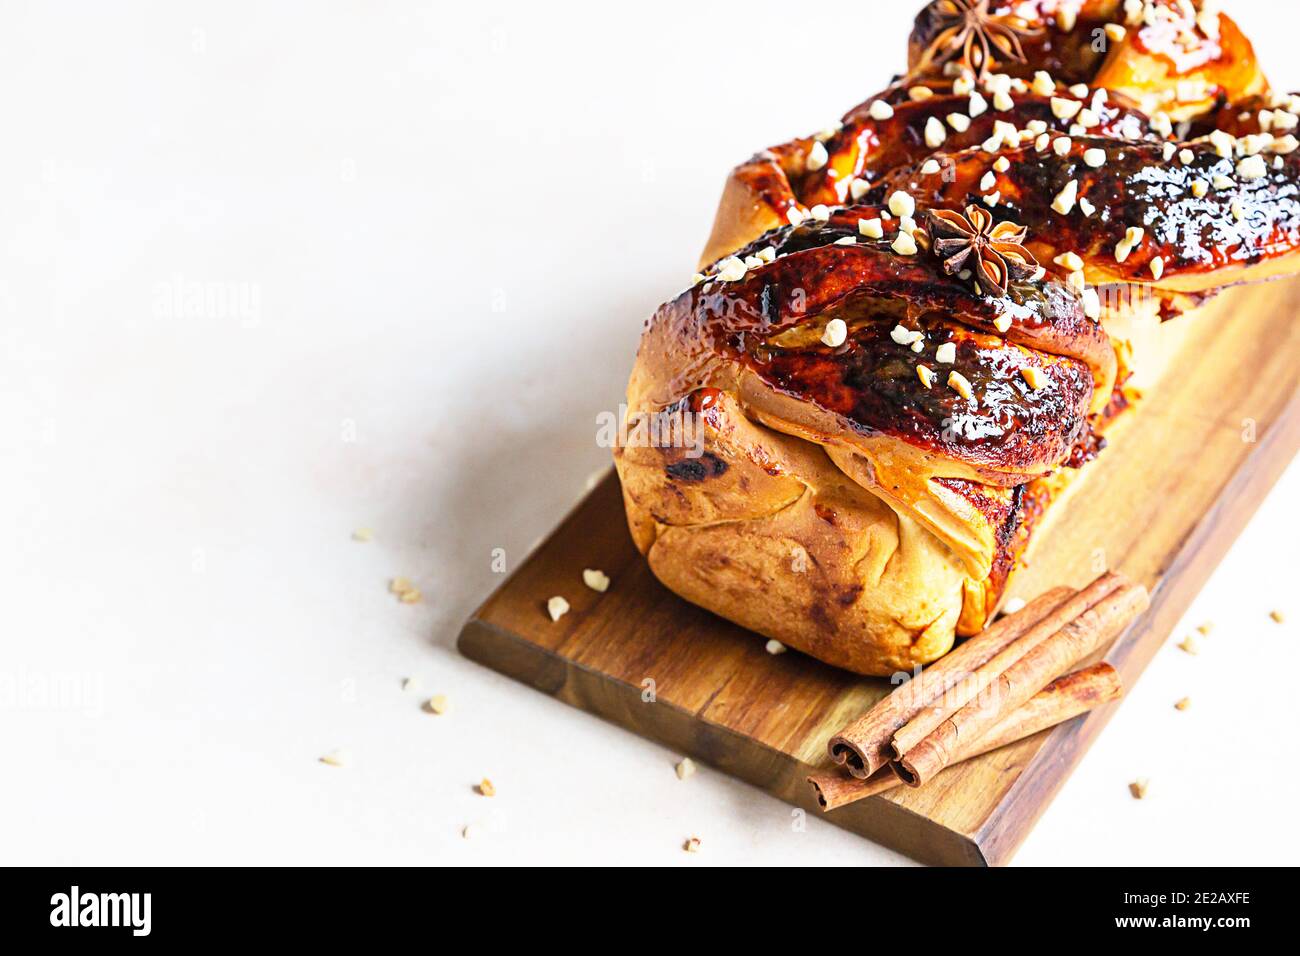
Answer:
(390, 577, 422, 604)
(1020, 365, 1046, 390)
(993, 91, 1014, 112)
(1050, 97, 1082, 121)
(1078, 197, 1096, 217)
(716, 256, 747, 282)
(947, 371, 974, 400)
(892, 231, 919, 255)
(935, 342, 957, 364)
(1150, 256, 1165, 280)
(1129, 778, 1149, 800)
(980, 171, 997, 191)
(786, 206, 806, 227)
(909, 86, 934, 102)
(1083, 148, 1107, 168)
(1237, 155, 1268, 180)
(993, 156, 1011, 172)
(1053, 136, 1073, 157)
(890, 325, 923, 346)
(1191, 178, 1209, 198)
(1212, 173, 1235, 190)
(921, 158, 943, 175)
(821, 318, 848, 348)
(807, 141, 829, 172)
(969, 91, 988, 118)
(917, 365, 936, 388)
(833, 236, 857, 246)
(547, 595, 570, 621)
(1051, 179, 1079, 214)
(993, 313, 1012, 333)
(1081, 287, 1101, 320)
(675, 757, 697, 780)
(810, 204, 831, 222)
(946, 112, 972, 133)
(1054, 251, 1084, 271)
(859, 218, 884, 239)
(924, 116, 947, 148)
(888, 191, 916, 218)
(477, 778, 496, 797)
(869, 99, 894, 120)
(583, 568, 611, 592)
(426, 694, 450, 715)
(1031, 71, 1055, 96)
(1104, 22, 1127, 42)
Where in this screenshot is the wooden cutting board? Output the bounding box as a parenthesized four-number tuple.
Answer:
(458, 279, 1300, 866)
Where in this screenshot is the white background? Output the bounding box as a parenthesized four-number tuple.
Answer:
(1, 0, 1297, 866)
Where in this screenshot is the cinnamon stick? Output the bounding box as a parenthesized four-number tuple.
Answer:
(808, 663, 1122, 811)
(895, 582, 1148, 787)
(825, 586, 1073, 779)
(887, 571, 1127, 762)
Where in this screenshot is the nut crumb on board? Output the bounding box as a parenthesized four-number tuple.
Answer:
(1196, 621, 1214, 636)
(1174, 697, 1191, 711)
(1129, 778, 1150, 800)
(352, 527, 373, 542)
(1270, 609, 1286, 624)
(582, 568, 611, 592)
(426, 695, 450, 715)
(675, 758, 696, 780)
(683, 836, 702, 853)
(547, 596, 570, 621)
(1177, 635, 1200, 655)
(476, 778, 496, 797)
(402, 676, 420, 692)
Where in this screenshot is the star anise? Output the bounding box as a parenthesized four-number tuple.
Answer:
(914, 0, 1041, 77)
(929, 205, 1039, 296)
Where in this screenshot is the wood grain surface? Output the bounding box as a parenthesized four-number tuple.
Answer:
(458, 280, 1300, 866)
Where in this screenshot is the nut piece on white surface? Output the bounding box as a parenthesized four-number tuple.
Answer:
(402, 676, 420, 692)
(1129, 778, 1150, 800)
(582, 568, 610, 592)
(1270, 609, 1286, 624)
(351, 527, 373, 542)
(1174, 697, 1191, 711)
(1177, 635, 1200, 655)
(425, 694, 450, 715)
(462, 823, 477, 840)
(675, 757, 697, 780)
(683, 836, 702, 853)
(765, 639, 787, 655)
(1196, 621, 1215, 636)
(390, 577, 421, 604)
(319, 749, 350, 768)
(476, 778, 496, 797)
(547, 596, 570, 621)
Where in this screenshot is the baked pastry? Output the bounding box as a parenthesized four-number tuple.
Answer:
(614, 0, 1300, 675)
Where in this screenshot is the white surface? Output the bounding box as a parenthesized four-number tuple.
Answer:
(1, 0, 1297, 866)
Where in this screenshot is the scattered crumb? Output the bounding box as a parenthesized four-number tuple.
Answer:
(462, 824, 477, 840)
(1129, 778, 1150, 800)
(1174, 697, 1191, 711)
(1270, 609, 1286, 624)
(402, 676, 420, 692)
(319, 749, 349, 768)
(582, 568, 611, 593)
(1177, 635, 1200, 655)
(683, 836, 702, 853)
(675, 757, 697, 780)
(1001, 597, 1027, 615)
(765, 639, 787, 655)
(390, 577, 421, 604)
(352, 527, 373, 542)
(476, 778, 496, 797)
(1196, 621, 1214, 636)
(425, 694, 450, 715)
(547, 596, 570, 621)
